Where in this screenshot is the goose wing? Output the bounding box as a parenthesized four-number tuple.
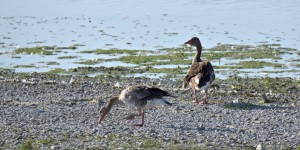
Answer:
(183, 62, 215, 87)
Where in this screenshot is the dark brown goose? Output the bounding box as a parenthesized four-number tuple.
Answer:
(98, 85, 172, 126)
(183, 37, 215, 104)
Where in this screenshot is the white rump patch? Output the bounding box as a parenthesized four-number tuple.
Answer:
(143, 98, 169, 110)
(196, 82, 209, 91)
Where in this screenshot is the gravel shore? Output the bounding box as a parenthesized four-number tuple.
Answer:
(0, 72, 299, 149)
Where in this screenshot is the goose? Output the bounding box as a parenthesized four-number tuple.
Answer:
(98, 85, 173, 126)
(183, 37, 215, 104)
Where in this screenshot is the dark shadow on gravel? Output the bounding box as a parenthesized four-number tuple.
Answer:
(222, 102, 291, 110)
(167, 125, 206, 131)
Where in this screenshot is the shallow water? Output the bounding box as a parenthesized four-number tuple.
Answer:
(0, 0, 299, 78)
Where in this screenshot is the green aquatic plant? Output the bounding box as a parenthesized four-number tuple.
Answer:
(0, 68, 13, 72)
(206, 44, 284, 60)
(75, 59, 102, 65)
(117, 48, 190, 66)
(148, 66, 187, 74)
(57, 56, 77, 59)
(236, 61, 283, 68)
(17, 138, 36, 150)
(13, 64, 35, 68)
(47, 68, 65, 74)
(14, 46, 55, 55)
(207, 44, 253, 51)
(79, 48, 151, 55)
(203, 51, 235, 60)
(46, 61, 60, 65)
(232, 47, 282, 59)
(38, 138, 55, 146)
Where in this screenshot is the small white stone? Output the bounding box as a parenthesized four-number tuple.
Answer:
(50, 145, 60, 150)
(233, 99, 239, 103)
(256, 144, 264, 150)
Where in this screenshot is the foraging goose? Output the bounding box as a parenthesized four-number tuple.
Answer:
(98, 85, 172, 126)
(183, 37, 215, 104)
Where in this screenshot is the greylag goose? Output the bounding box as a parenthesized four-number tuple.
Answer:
(98, 85, 172, 126)
(183, 37, 215, 104)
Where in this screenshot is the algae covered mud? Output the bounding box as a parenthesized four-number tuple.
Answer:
(0, 0, 300, 79)
(0, 43, 300, 79)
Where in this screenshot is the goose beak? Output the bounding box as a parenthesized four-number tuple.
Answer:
(98, 116, 104, 124)
(184, 39, 192, 45)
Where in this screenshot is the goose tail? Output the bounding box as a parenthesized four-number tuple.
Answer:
(148, 87, 175, 97)
(164, 100, 172, 106)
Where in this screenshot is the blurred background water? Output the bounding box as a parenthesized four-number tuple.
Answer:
(0, 0, 299, 78)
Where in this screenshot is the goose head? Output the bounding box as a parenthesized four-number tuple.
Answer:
(184, 37, 201, 47)
(98, 96, 118, 124)
(98, 106, 109, 124)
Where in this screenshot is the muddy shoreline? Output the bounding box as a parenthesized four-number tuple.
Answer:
(0, 72, 299, 149)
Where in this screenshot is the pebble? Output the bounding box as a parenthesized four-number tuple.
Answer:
(50, 145, 61, 150)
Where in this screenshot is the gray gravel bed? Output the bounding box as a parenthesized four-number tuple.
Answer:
(0, 73, 299, 149)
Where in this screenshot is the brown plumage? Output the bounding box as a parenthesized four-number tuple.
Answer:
(98, 85, 172, 126)
(183, 37, 215, 104)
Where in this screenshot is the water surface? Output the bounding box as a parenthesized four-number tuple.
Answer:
(0, 0, 299, 78)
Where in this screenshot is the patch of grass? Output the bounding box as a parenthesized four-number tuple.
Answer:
(203, 51, 235, 60)
(75, 59, 102, 65)
(206, 44, 283, 60)
(96, 134, 164, 149)
(46, 61, 60, 65)
(207, 44, 253, 51)
(57, 56, 77, 59)
(236, 61, 283, 68)
(293, 64, 300, 68)
(13, 64, 35, 68)
(38, 138, 55, 146)
(106, 133, 119, 141)
(17, 138, 35, 150)
(47, 68, 65, 74)
(232, 47, 282, 59)
(139, 137, 161, 149)
(14, 46, 55, 55)
(224, 77, 300, 97)
(79, 48, 150, 55)
(214, 65, 237, 69)
(17, 137, 55, 150)
(14, 45, 77, 55)
(117, 50, 190, 65)
(69, 66, 142, 76)
(72, 44, 85, 47)
(148, 66, 187, 74)
(0, 68, 13, 72)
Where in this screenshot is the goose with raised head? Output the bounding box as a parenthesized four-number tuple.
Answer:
(183, 37, 215, 104)
(98, 85, 173, 126)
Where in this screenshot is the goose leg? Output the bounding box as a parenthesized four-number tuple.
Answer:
(134, 112, 144, 127)
(201, 89, 208, 104)
(192, 89, 199, 104)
